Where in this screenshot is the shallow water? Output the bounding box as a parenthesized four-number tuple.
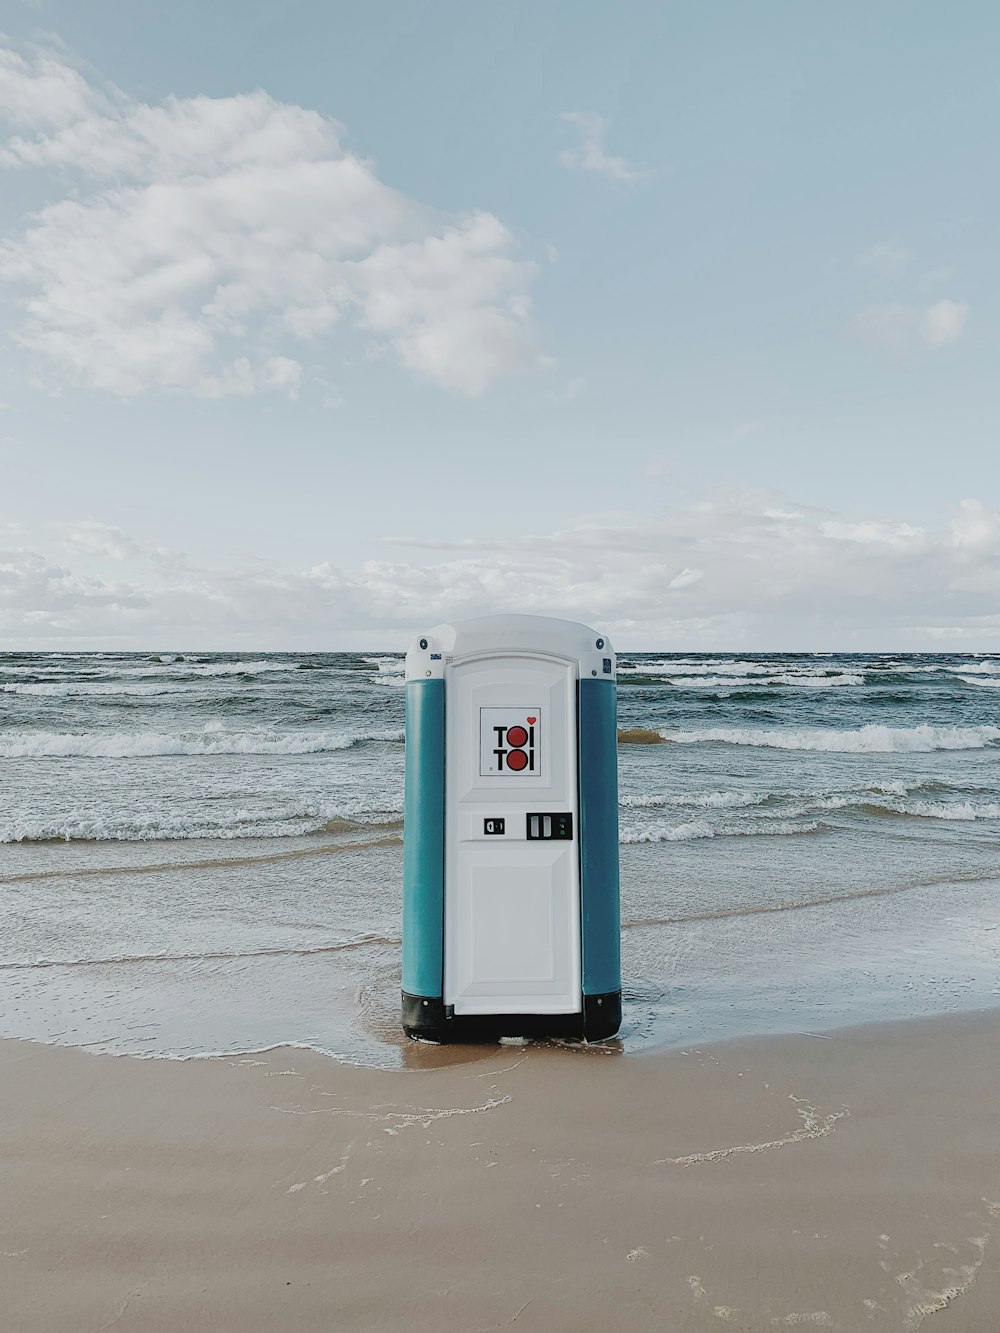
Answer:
(2, 650, 999, 1064)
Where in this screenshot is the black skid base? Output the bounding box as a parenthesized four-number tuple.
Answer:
(402, 990, 621, 1044)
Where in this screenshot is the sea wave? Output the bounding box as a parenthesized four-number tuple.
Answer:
(656, 672, 865, 689)
(619, 778, 1000, 829)
(952, 661, 1000, 675)
(0, 807, 404, 844)
(0, 659, 299, 682)
(619, 819, 823, 844)
(629, 660, 781, 676)
(826, 796, 1000, 821)
(0, 725, 404, 760)
(659, 724, 1000, 753)
(620, 790, 767, 810)
(367, 656, 406, 687)
(1, 681, 199, 697)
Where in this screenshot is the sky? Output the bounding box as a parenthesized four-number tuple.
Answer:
(1, 0, 998, 650)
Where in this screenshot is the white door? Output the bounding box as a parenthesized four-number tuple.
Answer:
(444, 653, 581, 1015)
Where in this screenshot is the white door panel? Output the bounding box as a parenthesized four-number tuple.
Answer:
(445, 654, 580, 1015)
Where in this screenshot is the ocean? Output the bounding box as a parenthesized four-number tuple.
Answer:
(2, 650, 999, 1066)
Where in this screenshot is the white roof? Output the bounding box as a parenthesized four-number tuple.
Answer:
(405, 614, 614, 681)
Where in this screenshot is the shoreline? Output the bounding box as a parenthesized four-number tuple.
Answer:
(4, 1007, 1000, 1331)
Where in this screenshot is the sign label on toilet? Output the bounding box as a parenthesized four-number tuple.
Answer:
(479, 707, 542, 776)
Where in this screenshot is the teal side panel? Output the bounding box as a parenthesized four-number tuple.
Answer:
(402, 679, 445, 998)
(579, 679, 621, 996)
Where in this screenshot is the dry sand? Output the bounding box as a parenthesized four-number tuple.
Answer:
(2, 1012, 1000, 1332)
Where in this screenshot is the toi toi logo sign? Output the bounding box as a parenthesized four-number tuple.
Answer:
(480, 708, 542, 777)
(493, 719, 536, 771)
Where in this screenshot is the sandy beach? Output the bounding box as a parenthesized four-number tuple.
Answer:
(3, 1012, 1000, 1333)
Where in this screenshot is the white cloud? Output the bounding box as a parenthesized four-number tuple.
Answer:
(858, 241, 912, 278)
(642, 457, 672, 480)
(0, 42, 111, 128)
(951, 498, 1000, 552)
(918, 264, 958, 292)
(668, 567, 703, 590)
(0, 41, 538, 398)
(853, 299, 969, 354)
(918, 298, 968, 346)
(2, 495, 998, 649)
(559, 112, 644, 182)
(548, 375, 586, 404)
(819, 519, 923, 547)
(51, 520, 140, 560)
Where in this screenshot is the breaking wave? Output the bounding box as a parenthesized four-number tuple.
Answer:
(1, 681, 199, 697)
(0, 725, 404, 760)
(619, 819, 823, 844)
(654, 672, 865, 690)
(659, 724, 1000, 753)
(0, 659, 300, 681)
(621, 789, 767, 811)
(0, 808, 404, 844)
(365, 656, 406, 688)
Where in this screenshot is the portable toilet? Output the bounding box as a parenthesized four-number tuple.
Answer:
(401, 614, 621, 1043)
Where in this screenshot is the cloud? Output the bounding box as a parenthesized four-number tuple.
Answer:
(918, 264, 958, 292)
(668, 567, 703, 590)
(853, 299, 969, 354)
(918, 298, 968, 347)
(857, 241, 912, 278)
(559, 112, 644, 182)
(548, 375, 586, 404)
(0, 40, 538, 398)
(2, 495, 998, 649)
(51, 520, 141, 560)
(0, 42, 111, 128)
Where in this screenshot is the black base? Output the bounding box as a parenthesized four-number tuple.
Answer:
(402, 990, 621, 1044)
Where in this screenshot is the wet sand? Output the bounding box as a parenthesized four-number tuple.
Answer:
(2, 1012, 1000, 1332)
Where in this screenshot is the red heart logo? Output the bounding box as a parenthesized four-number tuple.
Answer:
(527, 716, 537, 725)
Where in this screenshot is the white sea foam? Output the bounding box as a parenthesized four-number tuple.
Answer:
(620, 790, 766, 810)
(951, 661, 1000, 675)
(771, 672, 865, 688)
(637, 666, 864, 687)
(0, 725, 404, 759)
(958, 675, 1000, 688)
(866, 780, 914, 796)
(621, 780, 999, 829)
(619, 819, 821, 844)
(156, 659, 296, 677)
(1, 810, 303, 842)
(0, 659, 296, 682)
(660, 724, 1000, 753)
(1, 681, 196, 697)
(898, 799, 1000, 820)
(657, 675, 761, 688)
(812, 793, 1000, 820)
(0, 806, 404, 843)
(365, 656, 406, 687)
(632, 660, 777, 676)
